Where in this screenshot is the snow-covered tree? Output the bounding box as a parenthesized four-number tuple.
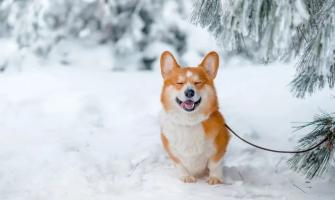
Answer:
(192, 0, 335, 179)
(99, 0, 187, 70)
(0, 0, 188, 70)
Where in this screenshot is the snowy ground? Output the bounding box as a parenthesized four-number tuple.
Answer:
(1, 47, 335, 200)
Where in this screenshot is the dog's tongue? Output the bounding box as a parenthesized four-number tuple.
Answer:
(181, 100, 195, 110)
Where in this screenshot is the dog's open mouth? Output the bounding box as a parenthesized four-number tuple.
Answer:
(176, 97, 201, 112)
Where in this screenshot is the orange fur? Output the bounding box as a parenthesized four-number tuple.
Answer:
(159, 51, 230, 184)
(161, 133, 180, 164)
(161, 66, 219, 114)
(202, 111, 230, 162)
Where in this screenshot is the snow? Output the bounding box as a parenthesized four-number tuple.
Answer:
(0, 51, 334, 200)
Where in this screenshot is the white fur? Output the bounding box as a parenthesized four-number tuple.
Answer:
(160, 111, 215, 176)
(186, 71, 193, 78)
(162, 56, 174, 74)
(208, 158, 223, 180)
(205, 57, 214, 69)
(203, 57, 216, 77)
(164, 85, 206, 125)
(161, 83, 223, 180)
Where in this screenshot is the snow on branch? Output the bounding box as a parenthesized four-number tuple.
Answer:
(192, 0, 335, 98)
(288, 113, 335, 179)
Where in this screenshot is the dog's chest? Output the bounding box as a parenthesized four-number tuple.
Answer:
(165, 123, 205, 154)
(160, 115, 215, 162)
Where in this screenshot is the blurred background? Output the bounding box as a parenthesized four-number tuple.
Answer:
(0, 0, 216, 72)
(0, 1, 334, 199)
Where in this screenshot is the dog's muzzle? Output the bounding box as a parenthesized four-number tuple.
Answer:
(176, 97, 201, 112)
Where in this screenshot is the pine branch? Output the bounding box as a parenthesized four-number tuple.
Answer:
(191, 0, 222, 30)
(192, 0, 335, 97)
(288, 113, 335, 179)
(192, 0, 303, 62)
(291, 0, 335, 98)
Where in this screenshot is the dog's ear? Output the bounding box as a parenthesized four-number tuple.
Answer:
(200, 51, 219, 79)
(160, 51, 179, 79)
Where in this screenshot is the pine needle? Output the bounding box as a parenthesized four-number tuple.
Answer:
(288, 113, 335, 179)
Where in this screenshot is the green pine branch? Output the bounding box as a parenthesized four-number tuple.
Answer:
(288, 113, 335, 179)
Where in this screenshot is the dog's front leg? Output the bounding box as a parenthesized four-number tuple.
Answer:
(175, 164, 196, 183)
(207, 128, 229, 184)
(207, 158, 223, 184)
(161, 133, 196, 183)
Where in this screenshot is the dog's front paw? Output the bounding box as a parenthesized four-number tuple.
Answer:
(207, 176, 222, 185)
(180, 175, 197, 183)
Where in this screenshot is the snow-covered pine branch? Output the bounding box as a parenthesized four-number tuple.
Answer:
(291, 0, 335, 97)
(192, 0, 308, 62)
(288, 113, 335, 179)
(192, 0, 335, 98)
(0, 0, 188, 71)
(192, 0, 335, 179)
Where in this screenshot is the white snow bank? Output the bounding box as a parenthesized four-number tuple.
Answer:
(0, 61, 334, 200)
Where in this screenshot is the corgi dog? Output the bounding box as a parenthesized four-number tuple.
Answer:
(159, 51, 230, 185)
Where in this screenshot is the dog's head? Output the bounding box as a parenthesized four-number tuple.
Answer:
(160, 51, 219, 118)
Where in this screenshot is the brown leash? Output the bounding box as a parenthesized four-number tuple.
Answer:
(224, 123, 330, 154)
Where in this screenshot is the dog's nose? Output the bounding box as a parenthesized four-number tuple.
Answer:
(184, 89, 195, 98)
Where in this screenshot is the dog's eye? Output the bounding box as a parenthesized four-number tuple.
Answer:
(176, 82, 184, 85)
(194, 81, 202, 85)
